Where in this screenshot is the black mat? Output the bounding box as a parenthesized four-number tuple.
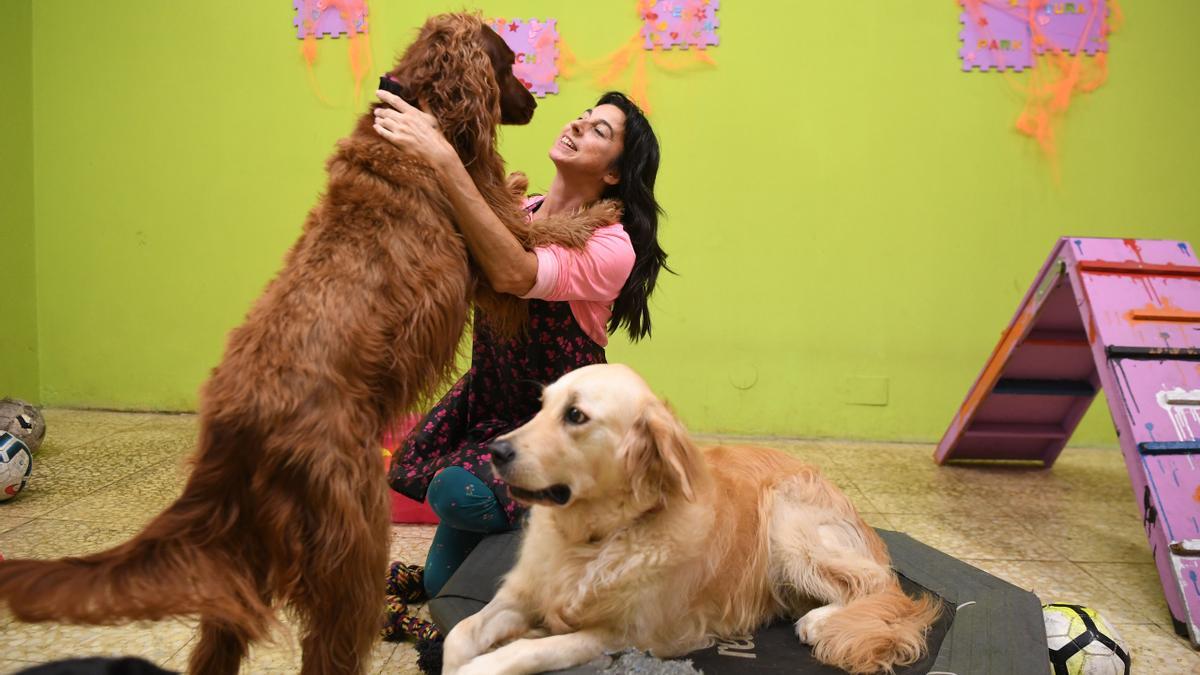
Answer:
(429, 529, 1048, 674)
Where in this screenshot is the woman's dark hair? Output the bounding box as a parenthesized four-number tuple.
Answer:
(598, 91, 670, 342)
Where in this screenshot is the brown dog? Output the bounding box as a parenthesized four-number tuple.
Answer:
(443, 364, 939, 675)
(0, 13, 617, 675)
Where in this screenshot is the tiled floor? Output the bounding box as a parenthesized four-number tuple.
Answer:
(0, 411, 1197, 673)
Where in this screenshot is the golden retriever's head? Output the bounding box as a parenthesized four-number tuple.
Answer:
(489, 364, 705, 511)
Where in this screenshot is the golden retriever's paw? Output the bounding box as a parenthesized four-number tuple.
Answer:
(440, 634, 474, 675)
(794, 605, 839, 645)
(455, 655, 512, 675)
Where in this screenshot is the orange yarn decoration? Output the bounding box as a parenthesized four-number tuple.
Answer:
(563, 1, 718, 115)
(297, 0, 373, 106)
(960, 0, 1122, 169)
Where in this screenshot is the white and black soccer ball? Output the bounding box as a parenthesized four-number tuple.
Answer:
(0, 397, 46, 453)
(0, 431, 33, 502)
(1043, 603, 1131, 675)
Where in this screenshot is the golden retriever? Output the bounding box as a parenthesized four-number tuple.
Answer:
(441, 364, 939, 675)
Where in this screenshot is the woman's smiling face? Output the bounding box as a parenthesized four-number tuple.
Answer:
(548, 104, 626, 187)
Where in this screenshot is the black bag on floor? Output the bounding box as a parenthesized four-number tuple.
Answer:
(13, 658, 175, 675)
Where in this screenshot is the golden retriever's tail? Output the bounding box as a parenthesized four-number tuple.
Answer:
(803, 585, 941, 675)
(0, 491, 274, 640)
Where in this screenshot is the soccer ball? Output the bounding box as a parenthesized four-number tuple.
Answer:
(1043, 603, 1131, 675)
(0, 397, 46, 453)
(0, 431, 33, 501)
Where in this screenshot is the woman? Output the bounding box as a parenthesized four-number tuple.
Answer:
(372, 88, 668, 640)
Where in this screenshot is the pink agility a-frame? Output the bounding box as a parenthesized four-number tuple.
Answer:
(936, 237, 1200, 645)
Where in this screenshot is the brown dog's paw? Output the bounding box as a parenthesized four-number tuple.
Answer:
(506, 172, 529, 199)
(585, 199, 624, 227)
(526, 199, 625, 249)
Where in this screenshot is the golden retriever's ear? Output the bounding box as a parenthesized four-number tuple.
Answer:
(623, 401, 703, 503)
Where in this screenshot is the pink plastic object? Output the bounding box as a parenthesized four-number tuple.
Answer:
(936, 237, 1200, 645)
(958, 1, 1110, 72)
(382, 414, 439, 525)
(959, 0, 1034, 72)
(640, 0, 720, 51)
(293, 0, 368, 39)
(486, 18, 560, 97)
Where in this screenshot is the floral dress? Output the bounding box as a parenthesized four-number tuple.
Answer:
(387, 298, 606, 525)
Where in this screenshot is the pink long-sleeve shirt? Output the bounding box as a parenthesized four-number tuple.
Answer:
(518, 197, 635, 347)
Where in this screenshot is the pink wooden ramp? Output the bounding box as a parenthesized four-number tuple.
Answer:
(936, 237, 1200, 646)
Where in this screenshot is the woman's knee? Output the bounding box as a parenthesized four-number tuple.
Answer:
(426, 466, 504, 531)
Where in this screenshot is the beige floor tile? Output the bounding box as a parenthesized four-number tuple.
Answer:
(388, 644, 425, 675)
(855, 483, 1011, 516)
(814, 467, 860, 494)
(44, 458, 190, 527)
(389, 524, 437, 564)
(0, 447, 135, 520)
(766, 441, 839, 469)
(814, 440, 938, 472)
(964, 559, 1155, 626)
(859, 512, 895, 529)
(114, 412, 198, 433)
(0, 486, 90, 520)
(0, 619, 194, 666)
(949, 488, 1113, 525)
(160, 608, 424, 673)
(0, 516, 30, 535)
(1025, 505, 1154, 564)
(0, 518, 140, 559)
(0, 517, 30, 580)
(1110, 623, 1200, 673)
(851, 468, 974, 496)
(168, 622, 403, 673)
(41, 408, 163, 427)
(1, 428, 193, 520)
(38, 408, 161, 449)
(370, 642, 403, 674)
(1078, 562, 1178, 629)
(889, 513, 1066, 561)
(158, 636, 195, 672)
(62, 425, 197, 472)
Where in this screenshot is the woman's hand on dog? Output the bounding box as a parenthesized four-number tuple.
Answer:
(374, 90, 457, 172)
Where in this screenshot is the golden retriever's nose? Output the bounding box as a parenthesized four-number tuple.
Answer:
(489, 439, 516, 466)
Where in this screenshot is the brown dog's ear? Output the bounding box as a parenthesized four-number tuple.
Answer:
(623, 401, 704, 503)
(387, 14, 499, 170)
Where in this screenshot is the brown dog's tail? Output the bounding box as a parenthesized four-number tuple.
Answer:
(0, 497, 274, 639)
(807, 586, 941, 674)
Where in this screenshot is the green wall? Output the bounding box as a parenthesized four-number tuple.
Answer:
(0, 0, 39, 402)
(22, 1, 1200, 443)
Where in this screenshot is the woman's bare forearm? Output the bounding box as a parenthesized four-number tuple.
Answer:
(437, 158, 538, 296)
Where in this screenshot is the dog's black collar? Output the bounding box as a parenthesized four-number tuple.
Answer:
(378, 75, 405, 98)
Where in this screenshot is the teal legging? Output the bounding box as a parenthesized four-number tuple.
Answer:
(423, 466, 515, 597)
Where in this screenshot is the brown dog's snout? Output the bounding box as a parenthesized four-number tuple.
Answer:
(499, 78, 538, 125)
(489, 439, 517, 466)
